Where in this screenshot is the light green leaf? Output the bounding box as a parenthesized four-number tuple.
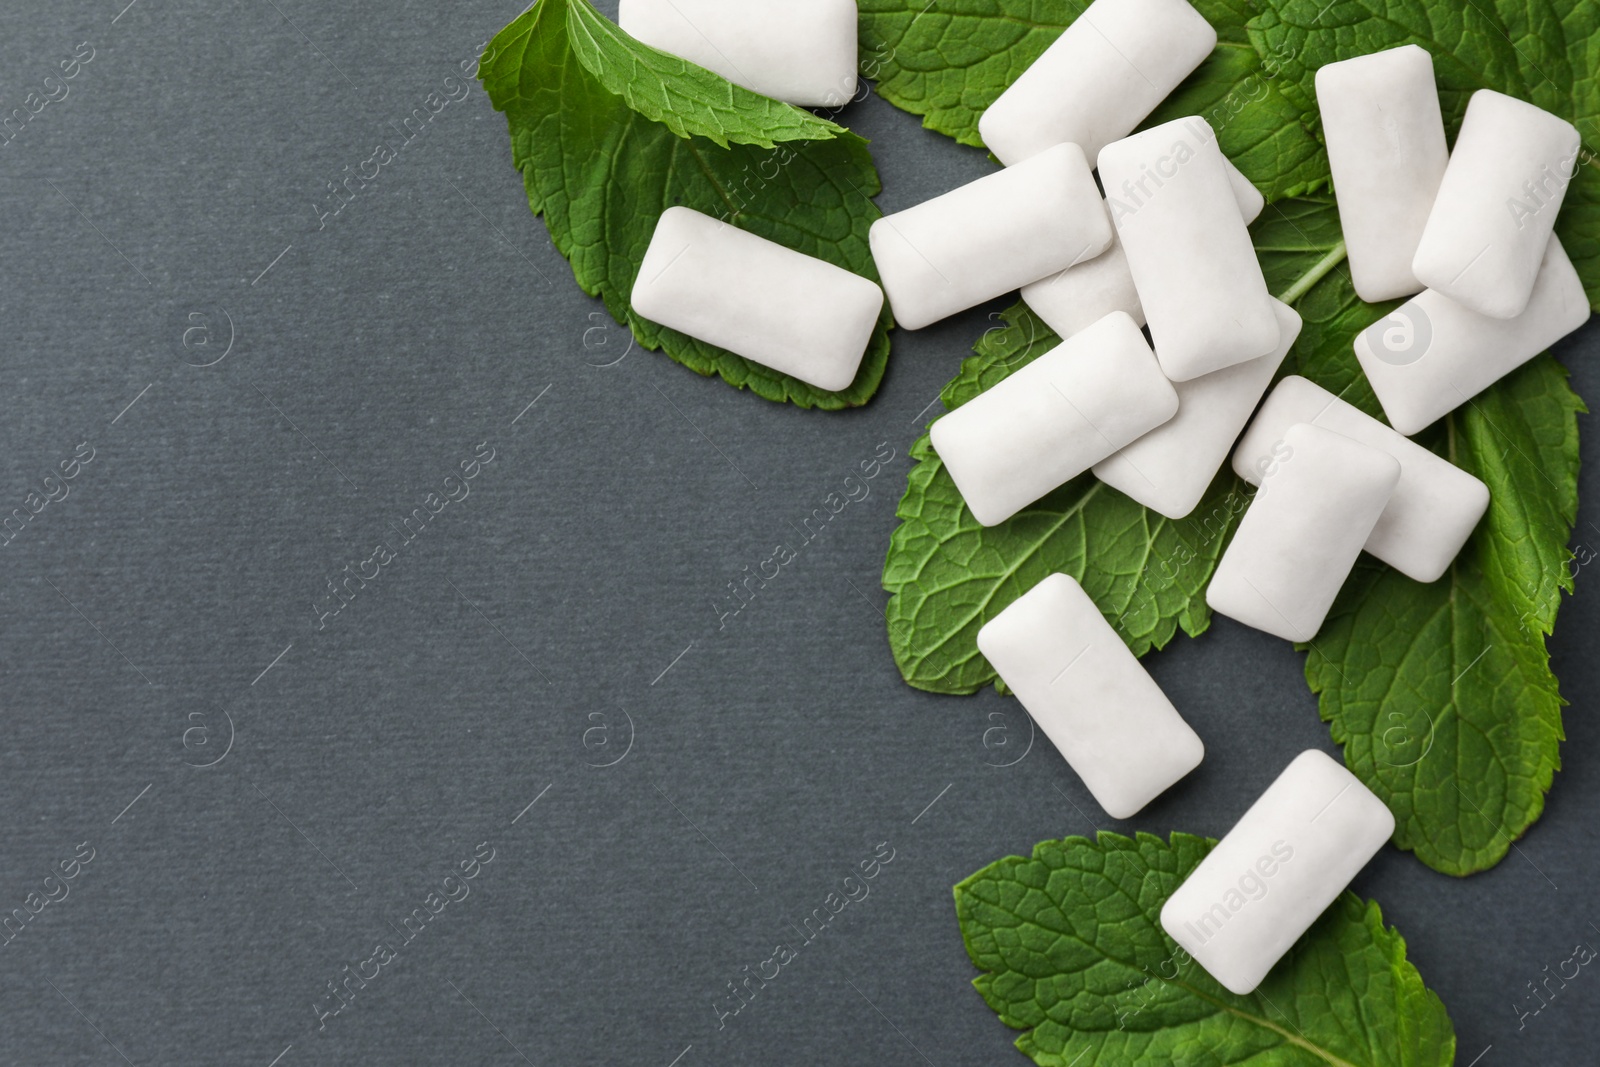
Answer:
(880, 200, 1347, 696)
(485, 0, 839, 148)
(881, 304, 1247, 695)
(956, 832, 1455, 1066)
(481, 0, 892, 407)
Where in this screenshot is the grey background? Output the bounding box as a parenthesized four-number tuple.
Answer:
(0, 0, 1595, 1064)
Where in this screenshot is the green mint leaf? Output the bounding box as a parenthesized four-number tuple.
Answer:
(485, 0, 840, 149)
(881, 304, 1246, 694)
(1262, 200, 1584, 875)
(481, 0, 892, 407)
(857, 0, 1329, 199)
(956, 832, 1455, 1066)
(1253, 198, 1386, 408)
(1207, 200, 1581, 876)
(1303, 356, 1582, 875)
(1142, 1, 1329, 200)
(857, 0, 1075, 150)
(880, 200, 1346, 696)
(1246, 0, 1600, 306)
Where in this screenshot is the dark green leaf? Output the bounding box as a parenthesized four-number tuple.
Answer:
(881, 304, 1249, 694)
(956, 832, 1455, 1065)
(1260, 202, 1585, 875)
(482, 0, 891, 407)
(1304, 357, 1581, 874)
(1246, 0, 1600, 305)
(857, 0, 1330, 199)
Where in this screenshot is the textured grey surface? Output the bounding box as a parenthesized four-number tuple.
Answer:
(0, 1, 1596, 1064)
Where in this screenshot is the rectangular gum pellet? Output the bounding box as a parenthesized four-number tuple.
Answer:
(1160, 749, 1395, 995)
(1020, 221, 1144, 340)
(978, 0, 1217, 167)
(1411, 89, 1582, 319)
(1355, 235, 1590, 435)
(1223, 159, 1267, 225)
(977, 573, 1204, 818)
(1206, 424, 1400, 642)
(870, 143, 1111, 330)
(617, 0, 859, 107)
(1022, 166, 1263, 341)
(1098, 117, 1281, 380)
(1093, 300, 1301, 519)
(1233, 376, 1489, 583)
(930, 311, 1177, 526)
(630, 207, 884, 392)
(1315, 45, 1449, 302)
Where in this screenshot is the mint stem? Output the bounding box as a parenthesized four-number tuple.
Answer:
(1276, 240, 1348, 306)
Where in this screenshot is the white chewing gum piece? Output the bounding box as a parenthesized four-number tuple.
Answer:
(1232, 376, 1489, 583)
(1411, 89, 1581, 319)
(1160, 750, 1395, 995)
(976, 573, 1204, 818)
(1354, 235, 1590, 435)
(1315, 45, 1449, 302)
(870, 142, 1111, 331)
(978, 0, 1217, 166)
(930, 311, 1177, 526)
(630, 207, 884, 393)
(1094, 300, 1301, 519)
(1223, 158, 1266, 224)
(1206, 424, 1400, 642)
(1022, 169, 1263, 341)
(1098, 117, 1281, 381)
(1021, 227, 1146, 340)
(618, 0, 859, 107)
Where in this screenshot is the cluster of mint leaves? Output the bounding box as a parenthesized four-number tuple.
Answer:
(871, 0, 1595, 878)
(479, 0, 892, 408)
(477, 0, 1575, 1058)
